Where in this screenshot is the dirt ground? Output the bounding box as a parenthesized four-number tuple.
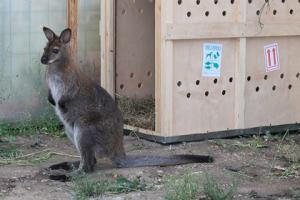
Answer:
(0, 131, 300, 200)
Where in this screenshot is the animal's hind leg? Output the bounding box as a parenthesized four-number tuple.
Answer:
(74, 127, 97, 173)
(78, 146, 96, 173)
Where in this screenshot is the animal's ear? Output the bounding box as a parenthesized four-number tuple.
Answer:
(59, 28, 72, 44)
(43, 27, 56, 41)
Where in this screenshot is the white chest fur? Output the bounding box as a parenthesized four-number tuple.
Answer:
(47, 75, 76, 145)
(48, 75, 64, 104)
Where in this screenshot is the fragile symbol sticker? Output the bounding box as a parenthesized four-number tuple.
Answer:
(202, 43, 223, 77)
(264, 43, 280, 72)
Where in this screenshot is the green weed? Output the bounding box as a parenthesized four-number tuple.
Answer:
(164, 172, 238, 200)
(164, 172, 202, 200)
(212, 140, 243, 152)
(71, 173, 149, 200)
(72, 174, 109, 199)
(247, 136, 268, 149)
(280, 164, 300, 178)
(0, 146, 79, 165)
(213, 135, 268, 153)
(203, 173, 238, 200)
(275, 133, 300, 164)
(0, 116, 64, 138)
(290, 188, 300, 199)
(0, 145, 22, 159)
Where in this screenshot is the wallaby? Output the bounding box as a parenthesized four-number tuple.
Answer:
(41, 27, 213, 173)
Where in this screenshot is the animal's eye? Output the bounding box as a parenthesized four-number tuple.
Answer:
(52, 49, 59, 54)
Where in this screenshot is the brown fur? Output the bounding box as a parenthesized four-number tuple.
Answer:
(41, 27, 212, 173)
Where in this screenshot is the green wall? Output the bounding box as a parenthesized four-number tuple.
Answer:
(0, 0, 100, 122)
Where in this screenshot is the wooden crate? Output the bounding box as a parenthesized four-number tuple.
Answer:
(101, 0, 300, 143)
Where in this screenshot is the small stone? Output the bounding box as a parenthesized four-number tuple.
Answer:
(137, 171, 143, 175)
(199, 195, 206, 200)
(112, 174, 118, 179)
(111, 197, 124, 200)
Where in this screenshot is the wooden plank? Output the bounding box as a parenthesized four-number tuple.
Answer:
(115, 0, 155, 98)
(67, 0, 78, 64)
(159, 0, 174, 136)
(244, 36, 300, 128)
(166, 22, 242, 40)
(124, 124, 159, 136)
(173, 0, 238, 24)
(244, 22, 300, 37)
(165, 22, 300, 40)
(101, 0, 300, 138)
(247, 0, 300, 23)
(234, 40, 246, 129)
(155, 0, 161, 133)
(172, 39, 237, 135)
(234, 0, 247, 129)
(124, 123, 300, 144)
(100, 0, 115, 97)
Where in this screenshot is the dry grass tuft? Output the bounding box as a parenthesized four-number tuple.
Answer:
(116, 95, 155, 130)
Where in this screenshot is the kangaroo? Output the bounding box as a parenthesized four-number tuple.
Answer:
(41, 27, 213, 173)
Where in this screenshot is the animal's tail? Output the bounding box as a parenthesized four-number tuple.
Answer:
(114, 154, 213, 168)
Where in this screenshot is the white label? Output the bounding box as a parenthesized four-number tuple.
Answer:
(202, 43, 223, 77)
(264, 43, 280, 72)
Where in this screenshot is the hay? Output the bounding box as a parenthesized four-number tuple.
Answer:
(116, 95, 155, 130)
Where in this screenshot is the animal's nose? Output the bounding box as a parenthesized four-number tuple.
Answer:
(41, 56, 48, 64)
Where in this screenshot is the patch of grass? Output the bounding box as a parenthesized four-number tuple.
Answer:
(0, 135, 16, 144)
(164, 172, 202, 200)
(278, 142, 299, 163)
(246, 135, 268, 149)
(289, 188, 300, 199)
(212, 140, 244, 153)
(72, 174, 109, 199)
(229, 136, 268, 150)
(0, 147, 79, 165)
(274, 132, 300, 164)
(71, 173, 149, 200)
(0, 145, 22, 159)
(280, 163, 300, 178)
(264, 132, 283, 142)
(164, 172, 239, 200)
(109, 176, 148, 194)
(117, 95, 155, 130)
(212, 135, 268, 153)
(203, 173, 238, 200)
(0, 116, 64, 138)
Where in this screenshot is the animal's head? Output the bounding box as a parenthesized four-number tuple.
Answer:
(41, 27, 72, 65)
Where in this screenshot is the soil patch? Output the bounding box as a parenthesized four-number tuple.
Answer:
(0, 133, 299, 199)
